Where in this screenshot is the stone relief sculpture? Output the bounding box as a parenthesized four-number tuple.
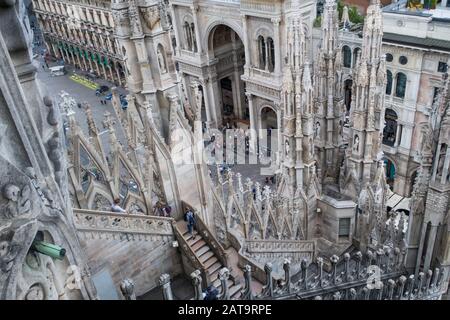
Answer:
(140, 6, 160, 31)
(2, 183, 31, 219)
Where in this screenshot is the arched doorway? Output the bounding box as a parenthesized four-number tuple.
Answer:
(344, 79, 352, 123)
(260, 106, 278, 159)
(208, 24, 246, 128)
(384, 158, 396, 190)
(260, 106, 277, 130)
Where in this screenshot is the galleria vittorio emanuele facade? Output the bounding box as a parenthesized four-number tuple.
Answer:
(0, 0, 449, 302)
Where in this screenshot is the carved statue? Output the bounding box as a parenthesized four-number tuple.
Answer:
(353, 135, 360, 152)
(314, 122, 321, 139)
(157, 47, 167, 73)
(2, 183, 31, 219)
(285, 140, 290, 157)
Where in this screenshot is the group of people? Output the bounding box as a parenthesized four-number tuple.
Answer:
(265, 176, 276, 185)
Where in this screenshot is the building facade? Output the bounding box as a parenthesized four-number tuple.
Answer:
(32, 0, 127, 85)
(332, 0, 450, 197)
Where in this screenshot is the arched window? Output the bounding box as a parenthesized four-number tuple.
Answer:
(258, 35, 266, 70)
(342, 45, 351, 68)
(190, 23, 197, 52)
(383, 109, 398, 147)
(395, 72, 407, 98)
(184, 21, 192, 51)
(267, 37, 275, 72)
(386, 70, 392, 95)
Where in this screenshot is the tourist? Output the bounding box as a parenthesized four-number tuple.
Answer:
(164, 205, 172, 217)
(111, 198, 126, 213)
(110, 198, 125, 225)
(203, 285, 218, 300)
(184, 209, 196, 240)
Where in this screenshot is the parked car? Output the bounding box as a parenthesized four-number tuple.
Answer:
(104, 93, 128, 109)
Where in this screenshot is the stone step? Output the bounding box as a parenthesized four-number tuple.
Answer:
(207, 261, 222, 275)
(204, 256, 219, 269)
(187, 234, 203, 245)
(229, 284, 242, 299)
(199, 250, 215, 263)
(212, 278, 221, 288)
(209, 269, 220, 283)
(191, 239, 206, 252)
(195, 245, 211, 257)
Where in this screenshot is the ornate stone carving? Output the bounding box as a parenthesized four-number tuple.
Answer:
(2, 183, 31, 219)
(140, 6, 160, 31)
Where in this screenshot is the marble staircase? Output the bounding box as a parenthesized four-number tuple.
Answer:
(175, 220, 243, 299)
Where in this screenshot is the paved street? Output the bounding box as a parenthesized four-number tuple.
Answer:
(36, 58, 129, 151)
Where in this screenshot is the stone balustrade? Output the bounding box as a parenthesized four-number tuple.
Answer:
(73, 208, 174, 237)
(160, 252, 447, 300)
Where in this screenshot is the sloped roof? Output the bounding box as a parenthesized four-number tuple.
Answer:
(383, 32, 450, 52)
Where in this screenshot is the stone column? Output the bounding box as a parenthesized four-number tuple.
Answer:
(108, 66, 114, 82)
(203, 77, 213, 127)
(170, 4, 182, 56)
(264, 38, 269, 72)
(207, 74, 222, 127)
(191, 5, 202, 54)
(423, 224, 438, 273)
(246, 93, 257, 153)
(159, 274, 174, 300)
(394, 124, 401, 147)
(271, 17, 281, 76)
(276, 103, 281, 164)
(440, 146, 450, 184)
(432, 143, 443, 181)
(241, 14, 250, 73)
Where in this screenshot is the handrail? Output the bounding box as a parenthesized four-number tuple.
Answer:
(73, 208, 173, 221)
(181, 202, 230, 270)
(73, 208, 174, 236)
(194, 211, 230, 269)
(172, 220, 209, 285)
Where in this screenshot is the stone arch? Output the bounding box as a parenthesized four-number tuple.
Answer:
(253, 25, 273, 40)
(124, 194, 147, 215)
(259, 105, 278, 128)
(87, 187, 113, 211)
(203, 19, 245, 56)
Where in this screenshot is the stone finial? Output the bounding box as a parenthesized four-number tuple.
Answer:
(119, 278, 136, 300)
(190, 269, 203, 300)
(241, 265, 254, 300)
(218, 267, 230, 300)
(261, 263, 273, 297)
(159, 274, 173, 300)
